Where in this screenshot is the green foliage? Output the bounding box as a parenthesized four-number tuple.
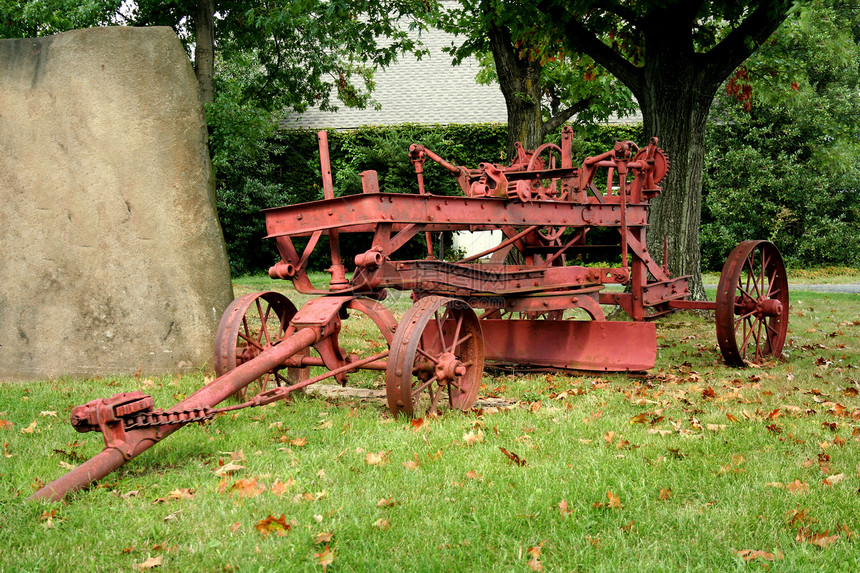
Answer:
(701, 0, 860, 271)
(0, 0, 121, 36)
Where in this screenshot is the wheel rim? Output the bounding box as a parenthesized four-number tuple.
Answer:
(715, 241, 789, 366)
(386, 296, 484, 417)
(213, 291, 304, 399)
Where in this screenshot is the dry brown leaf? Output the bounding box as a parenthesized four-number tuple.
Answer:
(499, 447, 526, 466)
(39, 411, 57, 417)
(594, 491, 623, 509)
(315, 531, 334, 544)
(20, 420, 37, 434)
(463, 430, 484, 445)
(558, 499, 573, 518)
(167, 488, 195, 501)
(255, 514, 291, 537)
(270, 477, 294, 496)
(315, 545, 335, 573)
(784, 479, 810, 494)
(228, 478, 265, 498)
(0, 419, 12, 430)
(465, 470, 483, 480)
(365, 451, 389, 466)
(629, 413, 649, 424)
(734, 549, 783, 562)
(134, 556, 163, 570)
(229, 522, 241, 533)
(822, 473, 845, 486)
(291, 436, 308, 447)
(659, 488, 672, 501)
(372, 518, 391, 530)
(214, 461, 244, 476)
(376, 497, 398, 508)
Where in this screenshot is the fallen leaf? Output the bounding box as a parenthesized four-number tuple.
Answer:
(465, 470, 483, 480)
(376, 497, 398, 508)
(229, 522, 241, 533)
(629, 413, 649, 424)
(20, 420, 37, 434)
(410, 418, 425, 431)
(314, 531, 333, 544)
(733, 549, 783, 562)
(822, 473, 845, 486)
(58, 461, 76, 470)
(659, 488, 672, 501)
(214, 461, 245, 476)
(255, 514, 291, 537)
(372, 518, 391, 530)
(167, 488, 195, 501)
(463, 430, 484, 445)
(796, 527, 840, 547)
(558, 499, 573, 518)
(134, 556, 163, 570)
(365, 451, 389, 466)
(784, 479, 810, 494)
(499, 447, 526, 466)
(0, 419, 12, 429)
(39, 411, 58, 417)
(270, 477, 294, 496)
(315, 545, 335, 572)
(291, 436, 308, 447)
(228, 478, 265, 498)
(594, 491, 623, 509)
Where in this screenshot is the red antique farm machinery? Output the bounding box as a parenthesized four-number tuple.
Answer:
(30, 127, 789, 501)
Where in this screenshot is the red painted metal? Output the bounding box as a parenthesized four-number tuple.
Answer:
(30, 126, 790, 502)
(715, 240, 789, 366)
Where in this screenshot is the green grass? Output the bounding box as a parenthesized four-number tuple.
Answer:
(1, 275, 859, 572)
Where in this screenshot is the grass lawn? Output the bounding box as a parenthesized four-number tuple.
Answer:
(1, 274, 859, 572)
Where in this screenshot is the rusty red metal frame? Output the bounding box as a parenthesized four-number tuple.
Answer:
(29, 127, 789, 502)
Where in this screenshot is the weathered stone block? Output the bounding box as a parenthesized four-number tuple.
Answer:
(0, 27, 234, 380)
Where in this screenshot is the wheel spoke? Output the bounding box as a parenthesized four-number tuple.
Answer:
(428, 384, 443, 414)
(238, 326, 265, 351)
(411, 375, 438, 398)
(449, 332, 474, 354)
(257, 300, 273, 346)
(448, 314, 464, 354)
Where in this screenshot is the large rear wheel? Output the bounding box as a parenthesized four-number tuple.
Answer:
(716, 241, 789, 366)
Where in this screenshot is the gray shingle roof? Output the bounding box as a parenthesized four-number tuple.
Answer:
(281, 9, 642, 130)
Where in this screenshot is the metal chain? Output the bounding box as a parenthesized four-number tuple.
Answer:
(123, 407, 215, 429)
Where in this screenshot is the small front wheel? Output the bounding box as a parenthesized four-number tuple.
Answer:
(385, 297, 484, 417)
(213, 292, 308, 399)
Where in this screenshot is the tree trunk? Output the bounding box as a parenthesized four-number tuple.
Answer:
(194, 0, 215, 105)
(485, 16, 543, 161)
(638, 72, 715, 301)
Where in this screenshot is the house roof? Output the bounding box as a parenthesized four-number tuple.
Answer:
(280, 8, 641, 130)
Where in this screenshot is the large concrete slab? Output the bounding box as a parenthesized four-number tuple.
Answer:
(0, 27, 234, 380)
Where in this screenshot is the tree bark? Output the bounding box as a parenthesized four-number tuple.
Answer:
(485, 16, 543, 160)
(194, 0, 215, 105)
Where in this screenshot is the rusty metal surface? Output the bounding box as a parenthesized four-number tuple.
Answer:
(481, 319, 656, 371)
(716, 240, 789, 366)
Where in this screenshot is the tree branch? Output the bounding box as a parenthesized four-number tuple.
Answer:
(542, 96, 595, 135)
(538, 2, 644, 96)
(701, 0, 793, 80)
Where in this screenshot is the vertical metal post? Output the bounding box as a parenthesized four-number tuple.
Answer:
(317, 131, 349, 289)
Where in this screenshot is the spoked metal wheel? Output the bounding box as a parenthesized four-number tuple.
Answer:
(386, 296, 484, 417)
(716, 241, 789, 366)
(213, 291, 308, 399)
